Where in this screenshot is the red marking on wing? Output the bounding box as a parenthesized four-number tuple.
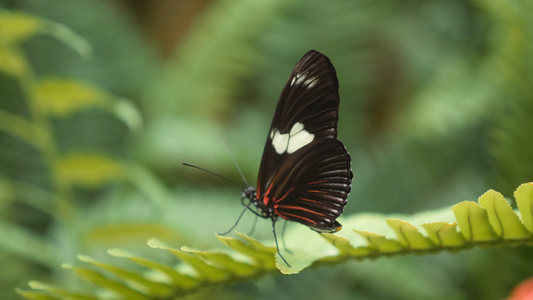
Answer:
(262, 182, 274, 206)
(257, 176, 261, 198)
(276, 211, 317, 224)
(298, 197, 322, 204)
(278, 205, 327, 217)
(273, 187, 295, 204)
(308, 190, 327, 194)
(306, 180, 328, 185)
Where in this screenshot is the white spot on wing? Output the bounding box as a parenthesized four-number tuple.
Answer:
(271, 122, 314, 154)
(287, 129, 314, 153)
(290, 76, 297, 86)
(289, 122, 304, 135)
(303, 76, 318, 88)
(272, 130, 289, 154)
(290, 73, 318, 89)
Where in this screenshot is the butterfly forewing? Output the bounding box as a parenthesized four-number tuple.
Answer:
(257, 51, 341, 196)
(255, 50, 352, 232)
(270, 51, 340, 138)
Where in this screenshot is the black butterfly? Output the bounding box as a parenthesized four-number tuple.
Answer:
(241, 50, 352, 266)
(184, 50, 352, 267)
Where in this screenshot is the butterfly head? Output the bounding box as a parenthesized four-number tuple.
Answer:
(242, 186, 273, 218)
(242, 186, 256, 202)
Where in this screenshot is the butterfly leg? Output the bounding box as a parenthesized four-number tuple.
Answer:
(218, 204, 249, 235)
(247, 215, 258, 236)
(271, 218, 291, 267)
(281, 219, 293, 254)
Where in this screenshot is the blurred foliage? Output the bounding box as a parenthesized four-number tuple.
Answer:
(1, 0, 533, 299)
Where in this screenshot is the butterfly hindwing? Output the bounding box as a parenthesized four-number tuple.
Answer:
(266, 138, 352, 232)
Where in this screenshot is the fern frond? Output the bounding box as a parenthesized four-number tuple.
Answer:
(19, 182, 533, 299)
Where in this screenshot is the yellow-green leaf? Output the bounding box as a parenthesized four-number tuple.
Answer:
(16, 289, 60, 300)
(25, 281, 97, 300)
(0, 110, 49, 148)
(78, 255, 174, 298)
(515, 182, 533, 232)
(32, 79, 109, 117)
(354, 230, 404, 253)
(0, 44, 28, 77)
(387, 219, 434, 250)
(478, 189, 530, 239)
(148, 240, 230, 282)
(63, 264, 148, 300)
(21, 183, 533, 299)
(216, 235, 276, 269)
(55, 153, 123, 188)
(320, 233, 357, 256)
(0, 12, 41, 44)
(184, 249, 257, 277)
(453, 201, 498, 242)
(110, 246, 200, 290)
(421, 222, 466, 247)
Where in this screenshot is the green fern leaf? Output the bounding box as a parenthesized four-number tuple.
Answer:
(19, 183, 533, 299)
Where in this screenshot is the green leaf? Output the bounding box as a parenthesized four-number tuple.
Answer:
(0, 44, 29, 77)
(63, 264, 148, 300)
(32, 79, 108, 117)
(452, 201, 498, 242)
(108, 247, 200, 290)
(16, 288, 60, 300)
(0, 11, 92, 58)
(478, 189, 530, 239)
(25, 281, 96, 300)
(39, 18, 93, 59)
(55, 153, 123, 188)
(78, 255, 174, 298)
(0, 220, 55, 267)
(515, 183, 533, 232)
(354, 230, 404, 253)
(31, 78, 142, 130)
(420, 222, 466, 247)
(148, 239, 230, 282)
(386, 219, 435, 250)
(0, 12, 41, 44)
(20, 182, 533, 299)
(180, 248, 257, 277)
(109, 98, 143, 132)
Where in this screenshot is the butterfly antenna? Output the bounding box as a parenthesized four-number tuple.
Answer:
(271, 218, 291, 267)
(182, 163, 244, 188)
(223, 142, 249, 187)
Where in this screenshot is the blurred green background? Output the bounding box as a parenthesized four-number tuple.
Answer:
(1, 0, 533, 299)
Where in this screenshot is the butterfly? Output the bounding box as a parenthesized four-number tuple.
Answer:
(184, 50, 352, 267)
(240, 50, 352, 266)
